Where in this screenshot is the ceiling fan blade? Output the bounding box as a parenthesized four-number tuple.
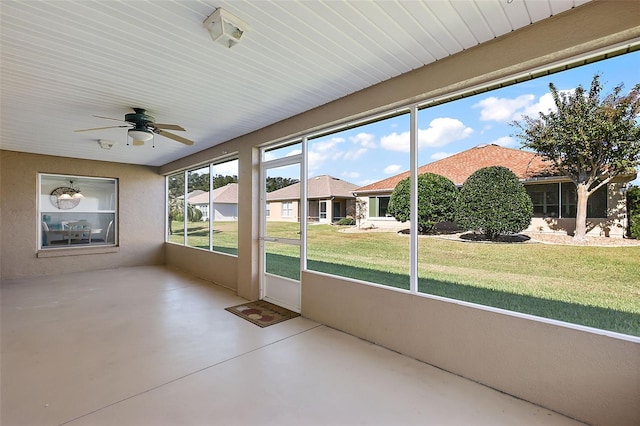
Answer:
(156, 129, 194, 145)
(74, 125, 129, 132)
(93, 115, 127, 122)
(132, 139, 145, 146)
(154, 123, 185, 131)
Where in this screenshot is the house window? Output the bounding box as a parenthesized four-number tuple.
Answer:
(167, 157, 239, 256)
(39, 174, 117, 249)
(266, 203, 270, 217)
(282, 201, 293, 217)
(187, 166, 209, 249)
(560, 183, 607, 218)
(198, 204, 209, 220)
(369, 196, 390, 217)
(527, 182, 608, 218)
(306, 110, 411, 289)
(526, 183, 559, 217)
(280, 52, 635, 337)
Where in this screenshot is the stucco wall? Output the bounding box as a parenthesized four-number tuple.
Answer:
(302, 271, 640, 426)
(164, 243, 237, 291)
(0, 150, 165, 279)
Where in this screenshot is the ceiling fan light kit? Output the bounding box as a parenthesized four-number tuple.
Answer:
(74, 107, 194, 146)
(203, 8, 249, 48)
(128, 128, 154, 141)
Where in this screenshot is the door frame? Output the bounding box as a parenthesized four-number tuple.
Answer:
(259, 140, 307, 312)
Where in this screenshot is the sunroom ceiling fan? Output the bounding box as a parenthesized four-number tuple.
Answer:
(74, 108, 194, 146)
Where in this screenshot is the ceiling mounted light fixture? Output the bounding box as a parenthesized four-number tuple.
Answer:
(128, 128, 154, 142)
(203, 8, 249, 48)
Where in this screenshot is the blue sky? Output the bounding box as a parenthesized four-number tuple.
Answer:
(298, 50, 640, 188)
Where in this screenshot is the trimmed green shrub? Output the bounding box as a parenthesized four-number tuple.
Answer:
(455, 166, 533, 240)
(387, 173, 458, 233)
(337, 217, 356, 226)
(629, 214, 640, 239)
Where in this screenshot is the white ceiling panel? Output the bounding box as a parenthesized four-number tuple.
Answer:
(0, 0, 592, 167)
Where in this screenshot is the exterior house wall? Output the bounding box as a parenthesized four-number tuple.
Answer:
(527, 182, 628, 238)
(270, 198, 354, 224)
(193, 204, 209, 221)
(0, 150, 165, 279)
(213, 204, 238, 221)
(266, 200, 300, 222)
(356, 181, 630, 237)
(193, 202, 238, 221)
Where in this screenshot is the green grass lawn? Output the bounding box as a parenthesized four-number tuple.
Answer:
(170, 221, 640, 336)
(168, 221, 238, 255)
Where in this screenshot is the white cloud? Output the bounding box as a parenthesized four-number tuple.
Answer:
(430, 151, 454, 160)
(308, 137, 345, 172)
(517, 91, 561, 120)
(312, 137, 344, 152)
(419, 118, 473, 148)
(379, 131, 409, 152)
(380, 117, 473, 152)
(350, 132, 376, 148)
(474, 89, 574, 122)
(383, 164, 402, 174)
(343, 148, 367, 161)
(474, 94, 535, 122)
(489, 136, 515, 147)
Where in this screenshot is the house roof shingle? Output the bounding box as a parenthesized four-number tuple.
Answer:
(267, 175, 359, 201)
(188, 183, 238, 205)
(355, 144, 556, 193)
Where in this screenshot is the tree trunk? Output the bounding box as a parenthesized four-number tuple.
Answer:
(574, 183, 589, 242)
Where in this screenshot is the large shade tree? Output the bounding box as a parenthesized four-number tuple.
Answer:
(512, 74, 640, 241)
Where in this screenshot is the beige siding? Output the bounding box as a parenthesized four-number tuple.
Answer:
(266, 200, 300, 222)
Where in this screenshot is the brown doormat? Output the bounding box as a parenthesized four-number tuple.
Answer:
(225, 300, 300, 328)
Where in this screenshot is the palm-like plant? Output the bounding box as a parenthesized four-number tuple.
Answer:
(168, 195, 202, 235)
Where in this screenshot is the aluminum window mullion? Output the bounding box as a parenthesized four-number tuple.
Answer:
(409, 105, 418, 294)
(183, 170, 188, 246)
(301, 136, 308, 274)
(558, 182, 563, 219)
(209, 164, 214, 251)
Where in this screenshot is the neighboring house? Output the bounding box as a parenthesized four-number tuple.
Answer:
(188, 183, 238, 221)
(353, 144, 636, 237)
(266, 175, 358, 223)
(176, 189, 206, 200)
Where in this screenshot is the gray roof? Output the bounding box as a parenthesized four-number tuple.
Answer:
(188, 183, 238, 205)
(267, 175, 358, 201)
